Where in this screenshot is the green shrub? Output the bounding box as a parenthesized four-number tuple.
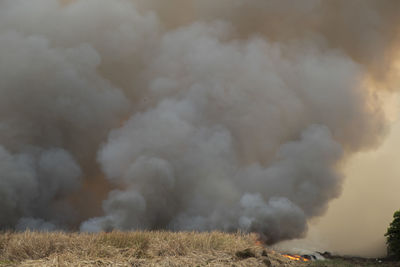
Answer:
(385, 210, 400, 259)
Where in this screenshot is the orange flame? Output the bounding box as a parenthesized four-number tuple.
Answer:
(282, 254, 310, 262)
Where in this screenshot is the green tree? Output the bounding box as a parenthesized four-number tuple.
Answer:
(385, 210, 400, 259)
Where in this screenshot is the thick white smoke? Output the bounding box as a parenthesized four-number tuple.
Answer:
(0, 0, 399, 245)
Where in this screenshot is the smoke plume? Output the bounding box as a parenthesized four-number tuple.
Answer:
(0, 0, 399, 245)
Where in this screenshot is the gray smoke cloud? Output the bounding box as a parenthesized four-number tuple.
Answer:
(0, 0, 399, 245)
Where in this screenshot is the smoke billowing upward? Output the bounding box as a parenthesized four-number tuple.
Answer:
(0, 0, 399, 245)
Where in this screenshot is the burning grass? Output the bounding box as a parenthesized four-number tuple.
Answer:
(282, 254, 310, 262)
(0, 231, 296, 266)
(7, 231, 396, 266)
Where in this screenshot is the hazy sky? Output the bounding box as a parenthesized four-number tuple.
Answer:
(279, 96, 400, 257)
(314, 117, 400, 257)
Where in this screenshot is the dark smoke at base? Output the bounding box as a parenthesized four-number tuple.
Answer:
(0, 0, 399, 245)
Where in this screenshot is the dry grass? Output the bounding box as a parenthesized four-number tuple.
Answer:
(0, 231, 295, 266)
(1, 231, 397, 266)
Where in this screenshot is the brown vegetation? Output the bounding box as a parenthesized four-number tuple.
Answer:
(0, 231, 299, 266)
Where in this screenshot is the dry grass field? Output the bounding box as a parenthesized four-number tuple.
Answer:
(0, 231, 300, 266)
(2, 231, 398, 267)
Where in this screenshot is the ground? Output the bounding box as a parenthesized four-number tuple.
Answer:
(0, 231, 399, 266)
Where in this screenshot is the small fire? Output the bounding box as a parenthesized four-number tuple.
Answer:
(282, 254, 310, 262)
